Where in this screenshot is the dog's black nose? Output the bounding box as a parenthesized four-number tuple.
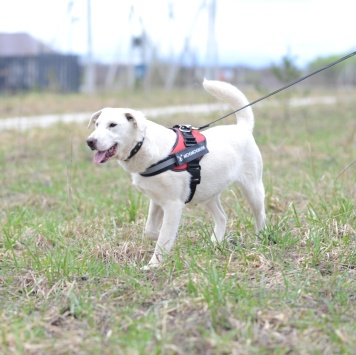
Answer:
(86, 138, 97, 150)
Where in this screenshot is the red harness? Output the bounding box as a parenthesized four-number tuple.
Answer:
(140, 125, 209, 203)
(171, 128, 206, 171)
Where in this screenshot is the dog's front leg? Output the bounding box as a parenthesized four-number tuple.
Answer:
(144, 200, 163, 240)
(143, 200, 184, 270)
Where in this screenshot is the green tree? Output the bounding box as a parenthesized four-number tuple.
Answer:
(271, 53, 301, 85)
(270, 53, 301, 119)
(308, 54, 351, 86)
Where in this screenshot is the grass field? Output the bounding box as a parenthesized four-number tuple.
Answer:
(0, 88, 212, 119)
(0, 88, 355, 354)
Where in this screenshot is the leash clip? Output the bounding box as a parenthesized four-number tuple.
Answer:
(177, 124, 192, 133)
(174, 124, 198, 133)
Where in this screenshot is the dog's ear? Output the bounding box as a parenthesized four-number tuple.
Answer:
(125, 112, 137, 127)
(88, 110, 102, 129)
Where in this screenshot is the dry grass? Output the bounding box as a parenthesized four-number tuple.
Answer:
(0, 88, 355, 354)
(0, 87, 214, 119)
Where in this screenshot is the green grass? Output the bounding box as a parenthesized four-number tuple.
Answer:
(0, 90, 355, 354)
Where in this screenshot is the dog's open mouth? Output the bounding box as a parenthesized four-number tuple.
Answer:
(93, 144, 118, 164)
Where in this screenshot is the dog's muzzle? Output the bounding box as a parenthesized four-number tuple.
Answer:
(86, 138, 97, 151)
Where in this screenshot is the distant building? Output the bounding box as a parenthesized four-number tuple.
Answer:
(0, 32, 54, 57)
(0, 33, 80, 92)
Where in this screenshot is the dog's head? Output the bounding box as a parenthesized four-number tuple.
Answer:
(86, 108, 147, 164)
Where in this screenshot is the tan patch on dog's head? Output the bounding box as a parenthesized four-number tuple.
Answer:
(125, 112, 137, 127)
(88, 110, 102, 128)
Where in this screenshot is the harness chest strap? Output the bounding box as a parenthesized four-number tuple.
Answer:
(140, 126, 209, 203)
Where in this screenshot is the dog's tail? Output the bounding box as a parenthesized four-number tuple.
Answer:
(203, 79, 254, 132)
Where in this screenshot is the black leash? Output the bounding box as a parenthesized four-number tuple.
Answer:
(197, 50, 356, 131)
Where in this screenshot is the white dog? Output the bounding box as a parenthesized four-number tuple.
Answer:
(87, 80, 266, 269)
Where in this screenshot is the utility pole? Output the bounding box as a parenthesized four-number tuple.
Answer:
(205, 0, 218, 80)
(165, 0, 205, 89)
(85, 0, 95, 94)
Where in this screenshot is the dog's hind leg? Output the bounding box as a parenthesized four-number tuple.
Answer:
(144, 200, 163, 240)
(239, 179, 266, 234)
(205, 195, 227, 244)
(143, 200, 184, 269)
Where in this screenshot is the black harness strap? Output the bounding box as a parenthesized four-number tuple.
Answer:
(176, 126, 202, 203)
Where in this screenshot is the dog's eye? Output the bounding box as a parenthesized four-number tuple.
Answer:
(109, 123, 117, 128)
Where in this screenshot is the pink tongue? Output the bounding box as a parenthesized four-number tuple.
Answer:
(94, 151, 106, 164)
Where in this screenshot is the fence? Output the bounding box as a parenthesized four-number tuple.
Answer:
(0, 54, 80, 93)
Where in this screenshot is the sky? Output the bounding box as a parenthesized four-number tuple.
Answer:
(0, 0, 355, 68)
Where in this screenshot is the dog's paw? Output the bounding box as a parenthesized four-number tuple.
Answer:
(140, 263, 159, 271)
(140, 253, 161, 270)
(140, 265, 151, 271)
(210, 235, 222, 245)
(211, 232, 228, 246)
